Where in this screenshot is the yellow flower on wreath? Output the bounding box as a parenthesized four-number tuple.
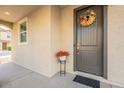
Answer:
(80, 11, 96, 27)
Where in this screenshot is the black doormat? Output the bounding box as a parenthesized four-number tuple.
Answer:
(73, 75, 100, 88)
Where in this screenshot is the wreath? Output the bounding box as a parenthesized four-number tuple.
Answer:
(80, 10, 96, 27)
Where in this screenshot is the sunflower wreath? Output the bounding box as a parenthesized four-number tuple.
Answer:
(80, 10, 96, 27)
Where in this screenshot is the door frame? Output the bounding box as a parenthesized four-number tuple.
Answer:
(73, 5, 108, 79)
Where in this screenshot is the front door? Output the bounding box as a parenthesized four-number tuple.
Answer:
(75, 6, 103, 76)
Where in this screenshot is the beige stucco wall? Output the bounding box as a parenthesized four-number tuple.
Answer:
(108, 6, 124, 85)
(50, 6, 61, 75)
(60, 5, 80, 73)
(13, 5, 61, 77)
(13, 6, 53, 77)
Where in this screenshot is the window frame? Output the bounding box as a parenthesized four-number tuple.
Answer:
(18, 17, 28, 45)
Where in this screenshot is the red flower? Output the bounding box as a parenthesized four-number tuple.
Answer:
(56, 51, 69, 57)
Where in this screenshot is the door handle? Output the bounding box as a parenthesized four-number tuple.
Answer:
(76, 43, 80, 54)
(77, 43, 80, 50)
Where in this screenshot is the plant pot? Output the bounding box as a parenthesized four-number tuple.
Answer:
(58, 56, 66, 63)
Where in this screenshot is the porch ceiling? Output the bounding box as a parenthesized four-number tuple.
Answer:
(0, 5, 69, 23)
(0, 5, 40, 23)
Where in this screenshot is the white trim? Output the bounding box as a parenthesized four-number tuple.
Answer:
(18, 17, 28, 45)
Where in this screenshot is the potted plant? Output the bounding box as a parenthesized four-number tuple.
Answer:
(56, 51, 69, 63)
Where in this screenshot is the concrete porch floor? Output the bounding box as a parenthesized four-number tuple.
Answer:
(0, 63, 119, 88)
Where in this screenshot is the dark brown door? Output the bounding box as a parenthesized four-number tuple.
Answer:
(76, 6, 103, 76)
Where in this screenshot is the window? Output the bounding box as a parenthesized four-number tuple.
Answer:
(18, 17, 28, 45)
